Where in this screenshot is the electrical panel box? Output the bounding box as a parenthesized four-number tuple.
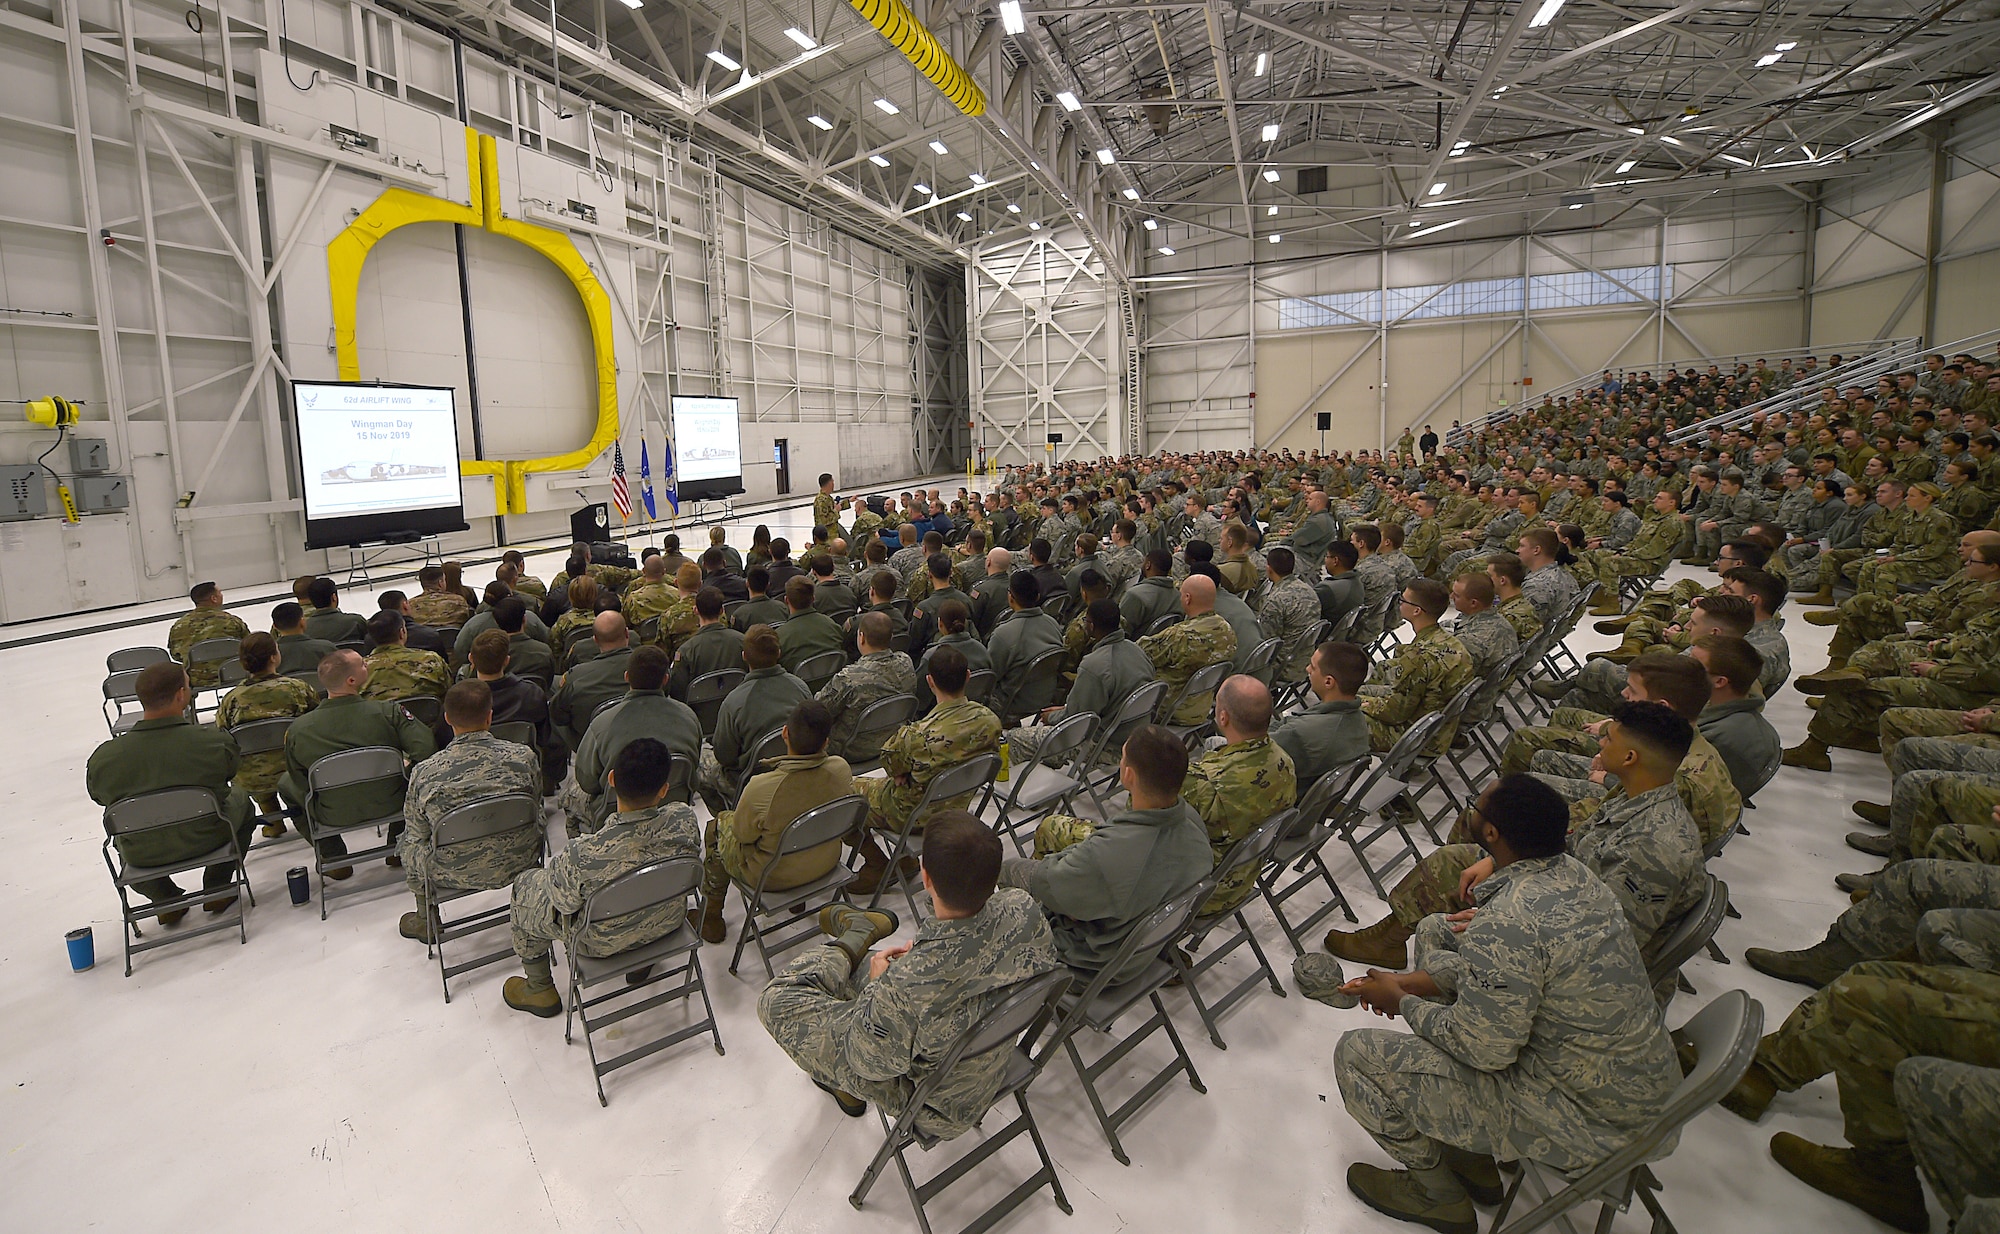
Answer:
(76, 476, 130, 512)
(69, 437, 110, 474)
(0, 467, 46, 520)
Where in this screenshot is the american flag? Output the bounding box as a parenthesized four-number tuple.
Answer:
(610, 441, 632, 521)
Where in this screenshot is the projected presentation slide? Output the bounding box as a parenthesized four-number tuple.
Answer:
(292, 380, 468, 549)
(671, 395, 745, 498)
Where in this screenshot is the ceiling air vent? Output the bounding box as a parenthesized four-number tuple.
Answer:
(1297, 166, 1328, 195)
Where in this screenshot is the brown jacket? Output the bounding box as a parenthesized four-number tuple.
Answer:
(731, 751, 855, 890)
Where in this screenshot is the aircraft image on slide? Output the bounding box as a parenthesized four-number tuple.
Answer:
(319, 462, 453, 484)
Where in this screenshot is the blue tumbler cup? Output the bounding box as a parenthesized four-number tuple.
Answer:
(65, 927, 95, 972)
(287, 867, 311, 905)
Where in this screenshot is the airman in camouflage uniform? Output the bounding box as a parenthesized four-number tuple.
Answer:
(1451, 606, 1519, 678)
(168, 601, 251, 689)
(359, 643, 451, 702)
(1822, 538, 2000, 667)
(652, 594, 700, 660)
(1362, 623, 1474, 752)
(1879, 705, 2000, 761)
(506, 795, 702, 1003)
(818, 649, 917, 762)
(1259, 570, 1324, 681)
(1897, 1057, 2000, 1232)
(813, 485, 841, 535)
(858, 697, 1003, 836)
(409, 588, 471, 628)
(1855, 484, 1960, 597)
(1097, 539, 1142, 598)
(1185, 734, 1295, 914)
(1334, 852, 1679, 1214)
(757, 885, 1059, 1138)
(1792, 612, 2000, 761)
(1496, 590, 1543, 641)
(216, 670, 318, 822)
(1520, 562, 1580, 626)
(399, 729, 543, 921)
(1140, 609, 1238, 724)
(1526, 735, 1740, 850)
(622, 573, 679, 628)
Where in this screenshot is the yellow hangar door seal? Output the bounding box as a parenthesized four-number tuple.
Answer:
(326, 128, 618, 515)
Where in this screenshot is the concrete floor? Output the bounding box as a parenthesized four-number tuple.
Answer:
(0, 491, 1913, 1233)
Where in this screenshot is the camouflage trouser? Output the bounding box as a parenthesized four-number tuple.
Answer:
(1386, 843, 1484, 928)
(859, 775, 975, 838)
(757, 943, 917, 1119)
(1896, 1057, 2000, 1223)
(400, 828, 541, 915)
(1756, 959, 2000, 1151)
(1816, 547, 1868, 591)
(1832, 859, 2000, 957)
(1835, 593, 1914, 649)
(1563, 658, 1630, 716)
(1892, 733, 2000, 779)
(1782, 541, 1824, 591)
(1365, 715, 1409, 753)
(701, 812, 750, 905)
(1809, 677, 1982, 749)
(1848, 638, 1933, 680)
(1498, 709, 1605, 778)
(697, 746, 741, 818)
(1031, 813, 1096, 858)
(1594, 552, 1669, 585)
(1439, 548, 1492, 579)
(1888, 771, 2000, 861)
(1334, 918, 1624, 1175)
(1929, 824, 2000, 865)
(1882, 711, 2000, 763)
(234, 750, 287, 800)
(556, 778, 610, 837)
(1856, 558, 1945, 599)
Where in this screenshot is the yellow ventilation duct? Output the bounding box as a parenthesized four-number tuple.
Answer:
(847, 0, 987, 116)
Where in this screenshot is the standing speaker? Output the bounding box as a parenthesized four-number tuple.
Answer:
(1315, 412, 1332, 431)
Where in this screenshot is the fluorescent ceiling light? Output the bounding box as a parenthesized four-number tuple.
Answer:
(929, 139, 949, 154)
(1122, 187, 1140, 200)
(998, 0, 1025, 34)
(1775, 40, 1796, 50)
(1056, 91, 1082, 112)
(783, 27, 817, 49)
(955, 211, 973, 221)
(807, 115, 833, 131)
(706, 50, 740, 71)
(1268, 204, 1279, 215)
(874, 98, 900, 114)
(1157, 246, 1175, 255)
(1261, 123, 1280, 142)
(1268, 234, 1281, 243)
(1527, 0, 1565, 27)
(1616, 159, 1637, 173)
(1143, 218, 1158, 230)
(1756, 53, 1782, 67)
(1679, 112, 1700, 122)
(1263, 168, 1281, 182)
(913, 182, 931, 194)
(1568, 203, 1584, 209)
(868, 154, 891, 167)
(1719, 153, 1753, 166)
(1450, 140, 1470, 154)
(1007, 202, 1021, 213)
(1428, 182, 1447, 196)
(1253, 52, 1268, 76)
(1492, 85, 1508, 94)
(1626, 126, 1645, 135)
(1096, 148, 1116, 164)
(1027, 220, 1041, 230)
(1659, 134, 1682, 146)
(1408, 218, 1467, 239)
(616, 0, 642, 9)
(969, 172, 987, 185)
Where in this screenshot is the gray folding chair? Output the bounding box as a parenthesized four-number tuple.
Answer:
(226, 716, 301, 847)
(1045, 882, 1210, 1165)
(1141, 611, 1182, 637)
(841, 694, 921, 776)
(425, 793, 544, 1002)
(216, 660, 251, 688)
(796, 650, 847, 693)
(1259, 759, 1370, 953)
(868, 752, 1004, 921)
(101, 669, 145, 736)
(729, 794, 869, 978)
(1646, 875, 1730, 1013)
(848, 969, 1075, 1234)
(398, 695, 444, 729)
(1449, 645, 1534, 789)
(1333, 712, 1450, 900)
(992, 648, 1067, 727)
(961, 669, 998, 706)
(101, 787, 251, 975)
(1161, 659, 1234, 747)
(561, 856, 723, 1105)
(635, 615, 662, 645)
(302, 746, 409, 919)
(685, 669, 745, 737)
(490, 720, 538, 750)
(663, 752, 697, 807)
(107, 646, 171, 674)
(734, 726, 792, 806)
(1075, 680, 1171, 816)
(1488, 989, 1763, 1234)
(1238, 636, 1283, 689)
(186, 636, 241, 705)
(1172, 810, 1294, 1049)
(1393, 676, 1485, 843)
(285, 668, 327, 697)
(978, 712, 1099, 855)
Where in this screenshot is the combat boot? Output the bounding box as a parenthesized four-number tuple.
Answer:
(1440, 1145, 1504, 1205)
(848, 837, 892, 895)
(1793, 669, 1864, 696)
(1768, 1135, 1930, 1232)
(699, 895, 727, 945)
(399, 907, 443, 943)
(1782, 737, 1833, 772)
(1835, 871, 1877, 895)
(1803, 609, 1843, 627)
(1324, 917, 1413, 968)
(1346, 1163, 1476, 1234)
(814, 1078, 867, 1117)
(1588, 596, 1623, 618)
(1796, 586, 1837, 607)
(1720, 1060, 1779, 1120)
(1845, 831, 1895, 857)
(1593, 615, 1640, 635)
(821, 905, 900, 969)
(1852, 799, 1891, 827)
(1744, 929, 1866, 988)
(502, 976, 563, 1019)
(1530, 678, 1572, 701)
